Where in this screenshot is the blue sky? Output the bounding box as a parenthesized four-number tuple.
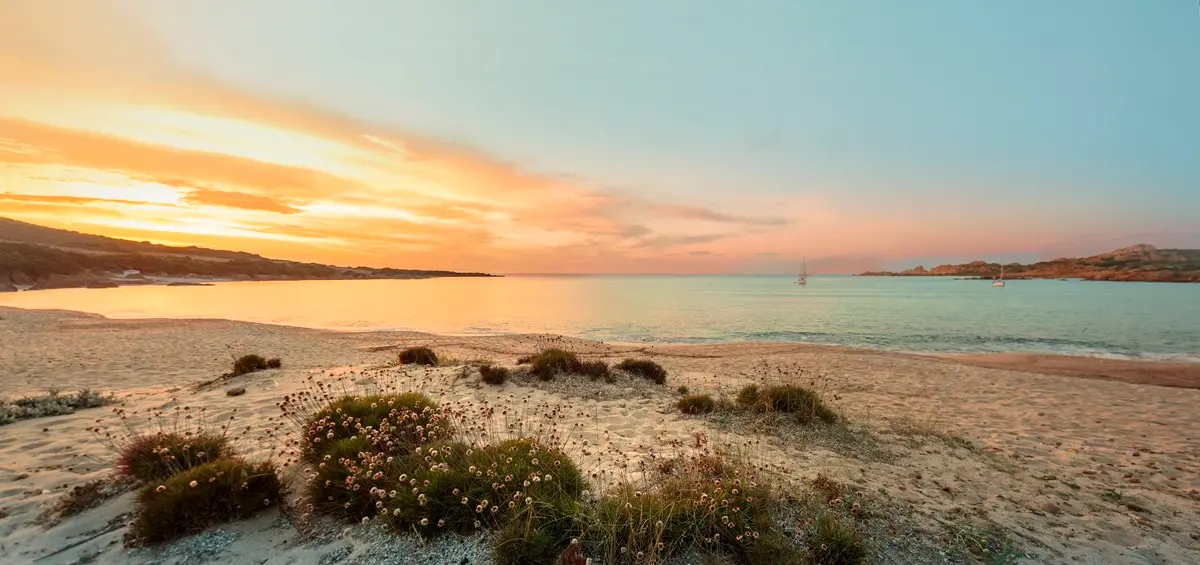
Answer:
(3, 0, 1197, 272)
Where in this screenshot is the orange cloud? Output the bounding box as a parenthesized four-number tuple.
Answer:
(1, 0, 865, 273)
(182, 188, 301, 215)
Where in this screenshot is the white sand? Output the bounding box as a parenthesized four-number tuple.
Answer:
(0, 306, 1197, 564)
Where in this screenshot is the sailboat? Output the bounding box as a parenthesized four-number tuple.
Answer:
(796, 257, 807, 285)
(992, 259, 1006, 287)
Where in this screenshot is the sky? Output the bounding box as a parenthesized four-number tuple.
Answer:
(1, 0, 1197, 274)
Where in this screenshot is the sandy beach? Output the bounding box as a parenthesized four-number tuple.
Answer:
(1, 306, 1198, 564)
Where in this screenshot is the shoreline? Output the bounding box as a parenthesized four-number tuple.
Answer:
(2, 304, 1197, 390)
(1, 306, 1198, 564)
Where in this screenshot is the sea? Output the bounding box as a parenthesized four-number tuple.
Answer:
(2, 276, 1197, 361)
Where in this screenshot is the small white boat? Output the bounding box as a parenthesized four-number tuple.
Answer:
(796, 257, 807, 285)
(993, 260, 1005, 287)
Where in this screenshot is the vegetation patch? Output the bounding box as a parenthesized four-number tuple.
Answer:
(232, 354, 271, 376)
(0, 389, 116, 426)
(614, 359, 667, 385)
(399, 346, 439, 366)
(806, 514, 867, 565)
(36, 478, 135, 526)
(128, 458, 284, 544)
(116, 430, 232, 483)
(528, 349, 585, 381)
(586, 453, 790, 563)
(737, 384, 838, 424)
(298, 392, 451, 463)
(677, 394, 717, 415)
(480, 364, 510, 385)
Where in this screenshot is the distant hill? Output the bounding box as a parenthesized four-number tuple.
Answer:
(0, 217, 496, 291)
(858, 245, 1200, 283)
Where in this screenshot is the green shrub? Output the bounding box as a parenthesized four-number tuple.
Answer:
(399, 346, 438, 366)
(677, 394, 716, 415)
(493, 513, 579, 565)
(301, 393, 450, 463)
(615, 359, 667, 384)
(306, 437, 388, 520)
(266, 358, 283, 369)
(677, 385, 689, 395)
(233, 354, 269, 376)
(480, 364, 510, 385)
(807, 514, 866, 565)
(382, 438, 586, 535)
(528, 349, 584, 381)
(129, 458, 283, 544)
(116, 431, 231, 483)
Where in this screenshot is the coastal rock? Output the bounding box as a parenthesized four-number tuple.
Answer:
(226, 387, 247, 397)
(857, 245, 1200, 282)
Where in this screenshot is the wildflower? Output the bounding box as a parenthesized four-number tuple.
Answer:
(155, 485, 167, 493)
(362, 517, 370, 524)
(189, 480, 199, 488)
(420, 518, 429, 526)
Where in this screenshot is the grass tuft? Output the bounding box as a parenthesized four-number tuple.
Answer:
(615, 359, 668, 385)
(129, 458, 284, 544)
(399, 346, 438, 366)
(807, 514, 866, 565)
(677, 394, 717, 415)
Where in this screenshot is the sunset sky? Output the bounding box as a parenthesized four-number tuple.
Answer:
(1, 1, 1196, 274)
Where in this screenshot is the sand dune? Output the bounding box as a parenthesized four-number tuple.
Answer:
(0, 306, 1197, 564)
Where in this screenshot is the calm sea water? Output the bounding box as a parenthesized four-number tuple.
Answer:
(2, 276, 1197, 360)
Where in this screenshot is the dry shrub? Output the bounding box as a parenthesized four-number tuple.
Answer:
(677, 394, 717, 415)
(528, 349, 584, 381)
(116, 431, 232, 483)
(232, 354, 269, 376)
(579, 360, 611, 381)
(37, 478, 133, 526)
(399, 346, 438, 366)
(129, 458, 284, 544)
(615, 359, 667, 385)
(266, 358, 283, 369)
(480, 364, 510, 385)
